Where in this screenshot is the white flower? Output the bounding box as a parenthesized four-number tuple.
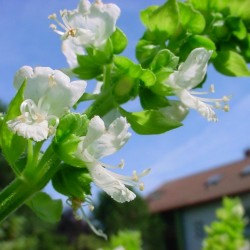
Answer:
(7, 66, 86, 141)
(76, 116, 150, 203)
(164, 48, 230, 122)
(49, 0, 120, 67)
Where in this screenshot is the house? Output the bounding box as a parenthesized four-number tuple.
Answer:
(147, 150, 250, 250)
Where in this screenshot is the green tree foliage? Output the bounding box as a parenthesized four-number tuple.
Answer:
(202, 197, 249, 250)
(93, 191, 166, 250)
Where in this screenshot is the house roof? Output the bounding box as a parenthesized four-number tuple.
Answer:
(147, 154, 250, 213)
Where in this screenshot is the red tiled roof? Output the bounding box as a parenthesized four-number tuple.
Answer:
(147, 157, 250, 213)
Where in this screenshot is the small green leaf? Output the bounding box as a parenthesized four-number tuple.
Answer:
(52, 164, 92, 199)
(180, 35, 216, 61)
(178, 2, 206, 34)
(150, 70, 174, 96)
(136, 39, 161, 67)
(53, 113, 89, 167)
(27, 192, 63, 223)
(141, 0, 179, 39)
(213, 50, 250, 76)
(74, 55, 103, 79)
(110, 28, 128, 54)
(226, 16, 247, 40)
(150, 49, 179, 72)
(119, 107, 182, 135)
(139, 87, 169, 110)
(140, 69, 156, 87)
(0, 81, 27, 170)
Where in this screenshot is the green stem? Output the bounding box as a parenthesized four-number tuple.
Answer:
(83, 89, 116, 119)
(0, 144, 61, 223)
(103, 64, 112, 91)
(0, 177, 37, 222)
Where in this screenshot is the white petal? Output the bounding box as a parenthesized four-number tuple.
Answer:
(177, 48, 212, 89)
(78, 0, 91, 13)
(80, 116, 106, 152)
(7, 119, 49, 141)
(62, 39, 84, 68)
(176, 89, 217, 122)
(14, 66, 86, 118)
(165, 48, 212, 90)
(160, 100, 189, 122)
(90, 117, 131, 159)
(89, 164, 136, 203)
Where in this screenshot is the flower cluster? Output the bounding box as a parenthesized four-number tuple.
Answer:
(49, 0, 120, 67)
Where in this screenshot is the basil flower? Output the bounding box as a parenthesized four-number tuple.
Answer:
(7, 66, 86, 141)
(49, 0, 120, 67)
(164, 48, 230, 122)
(76, 116, 150, 203)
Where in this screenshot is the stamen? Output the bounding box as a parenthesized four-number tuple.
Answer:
(67, 197, 107, 240)
(224, 104, 230, 112)
(139, 182, 144, 191)
(48, 13, 57, 20)
(223, 96, 230, 102)
(210, 84, 215, 93)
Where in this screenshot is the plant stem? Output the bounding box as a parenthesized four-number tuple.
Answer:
(0, 144, 61, 223)
(0, 177, 36, 222)
(83, 89, 116, 119)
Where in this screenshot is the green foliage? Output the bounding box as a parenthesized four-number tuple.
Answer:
(104, 230, 142, 250)
(110, 28, 128, 54)
(202, 197, 249, 250)
(27, 192, 63, 224)
(93, 191, 165, 250)
(214, 50, 250, 76)
(119, 107, 182, 135)
(52, 164, 92, 199)
(53, 113, 89, 167)
(0, 81, 27, 173)
(141, 0, 179, 41)
(178, 2, 206, 34)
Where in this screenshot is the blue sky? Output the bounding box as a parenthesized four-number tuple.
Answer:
(0, 0, 250, 198)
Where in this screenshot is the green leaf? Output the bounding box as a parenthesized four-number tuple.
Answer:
(27, 192, 63, 223)
(114, 56, 142, 78)
(150, 49, 179, 72)
(53, 113, 89, 167)
(150, 70, 174, 96)
(140, 0, 179, 39)
(213, 50, 250, 76)
(140, 69, 156, 87)
(110, 28, 128, 54)
(136, 39, 161, 67)
(74, 55, 103, 79)
(178, 2, 206, 34)
(226, 16, 247, 40)
(119, 107, 182, 135)
(180, 35, 216, 61)
(52, 164, 92, 199)
(189, 0, 209, 11)
(139, 87, 169, 110)
(0, 81, 27, 170)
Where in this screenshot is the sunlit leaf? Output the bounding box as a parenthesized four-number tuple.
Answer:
(213, 50, 250, 76)
(27, 192, 63, 223)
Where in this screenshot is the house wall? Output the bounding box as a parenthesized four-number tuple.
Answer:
(182, 193, 250, 250)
